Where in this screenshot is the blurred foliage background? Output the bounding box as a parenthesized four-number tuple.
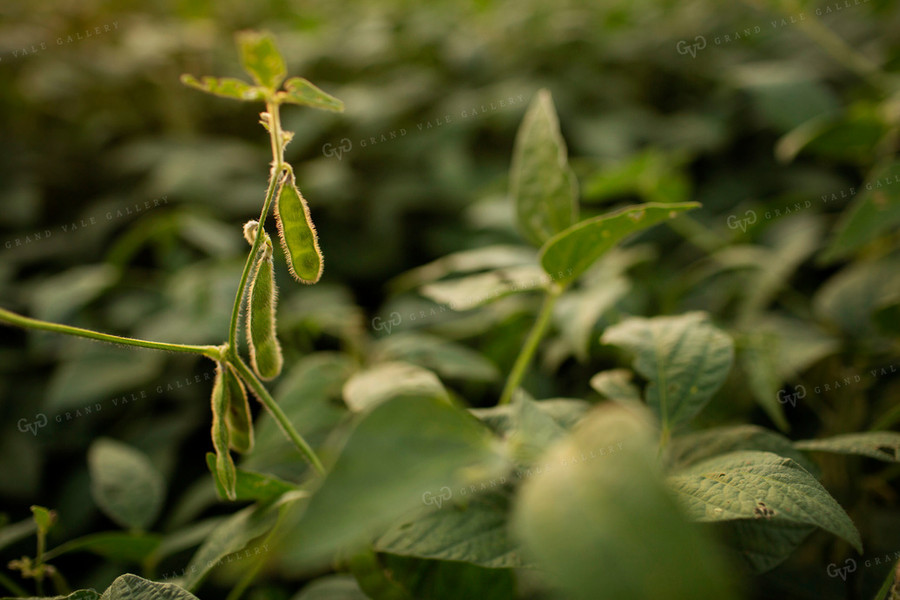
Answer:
(1, 0, 899, 598)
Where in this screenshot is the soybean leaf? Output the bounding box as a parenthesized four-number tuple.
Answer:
(666, 425, 818, 474)
(375, 488, 524, 568)
(24, 591, 102, 600)
(718, 519, 815, 573)
(511, 404, 736, 600)
(179, 75, 266, 102)
(553, 275, 629, 362)
(235, 30, 285, 90)
(814, 256, 900, 338)
(276, 395, 508, 568)
(419, 264, 548, 311)
(471, 397, 589, 438)
(510, 89, 578, 247)
(181, 503, 280, 591)
(88, 438, 166, 531)
(101, 574, 199, 600)
(737, 332, 790, 432)
(43, 531, 161, 564)
(278, 77, 344, 112)
(390, 245, 536, 293)
(821, 160, 900, 263)
(379, 554, 516, 600)
(204, 453, 302, 502)
(668, 450, 862, 552)
(601, 312, 734, 431)
(342, 362, 448, 412)
(589, 369, 643, 406)
(539, 202, 699, 287)
(794, 432, 900, 462)
(293, 575, 368, 600)
(371, 333, 500, 383)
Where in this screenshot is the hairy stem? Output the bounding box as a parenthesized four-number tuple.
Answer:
(498, 286, 562, 405)
(0, 307, 221, 360)
(230, 355, 325, 476)
(227, 100, 286, 353)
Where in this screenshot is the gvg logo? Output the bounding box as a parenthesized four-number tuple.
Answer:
(676, 36, 707, 58)
(777, 385, 807, 408)
(727, 209, 758, 233)
(372, 311, 402, 335)
(322, 137, 352, 160)
(422, 486, 452, 508)
(826, 558, 857, 581)
(17, 413, 48, 436)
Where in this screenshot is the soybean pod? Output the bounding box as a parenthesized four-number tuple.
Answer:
(210, 363, 237, 500)
(246, 235, 284, 380)
(274, 170, 323, 283)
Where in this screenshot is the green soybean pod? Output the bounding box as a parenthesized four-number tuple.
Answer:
(246, 237, 284, 380)
(274, 171, 323, 283)
(210, 363, 237, 500)
(224, 363, 254, 453)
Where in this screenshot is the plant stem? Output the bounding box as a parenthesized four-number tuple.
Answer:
(227, 100, 286, 354)
(230, 355, 325, 476)
(498, 286, 562, 405)
(0, 572, 27, 597)
(0, 307, 221, 360)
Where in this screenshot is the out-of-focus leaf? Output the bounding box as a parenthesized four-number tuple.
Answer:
(235, 30, 286, 90)
(738, 332, 790, 432)
(795, 432, 900, 462)
(101, 574, 199, 599)
(510, 89, 578, 247)
(814, 256, 900, 337)
(419, 264, 548, 311)
(179, 75, 266, 102)
(512, 404, 736, 600)
(292, 575, 368, 600)
(342, 362, 447, 412)
(371, 332, 499, 382)
(88, 438, 166, 531)
(539, 202, 699, 287)
(553, 275, 628, 361)
(43, 532, 161, 563)
(666, 425, 818, 474)
(821, 161, 900, 263)
(278, 77, 344, 112)
(204, 453, 301, 502)
(375, 488, 524, 568)
(276, 395, 508, 568)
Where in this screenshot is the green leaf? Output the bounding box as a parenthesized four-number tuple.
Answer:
(471, 397, 589, 438)
(510, 89, 578, 247)
(278, 77, 344, 112)
(511, 404, 737, 600)
(418, 264, 548, 311)
(292, 575, 368, 600)
(589, 369, 643, 406)
(717, 519, 815, 573)
(101, 574, 199, 600)
(821, 160, 900, 263)
(43, 531, 161, 563)
(814, 256, 900, 338)
(181, 504, 280, 591)
(379, 554, 516, 600)
(539, 202, 699, 287)
(275, 172, 323, 284)
(390, 245, 535, 293)
(668, 450, 862, 552)
(30, 505, 55, 533)
(179, 75, 266, 102)
(375, 488, 524, 568)
(204, 453, 301, 502)
(276, 395, 508, 568)
(88, 438, 166, 530)
(235, 30, 286, 90)
(795, 432, 900, 462)
(601, 312, 734, 430)
(738, 332, 790, 432)
(666, 425, 818, 474)
(553, 276, 629, 362)
(342, 362, 447, 412)
(371, 332, 500, 383)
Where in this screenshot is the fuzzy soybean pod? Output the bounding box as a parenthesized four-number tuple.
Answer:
(224, 363, 254, 453)
(274, 171, 323, 283)
(246, 237, 284, 380)
(210, 363, 237, 500)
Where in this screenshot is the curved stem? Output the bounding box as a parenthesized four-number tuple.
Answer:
(498, 286, 562, 405)
(0, 307, 221, 360)
(230, 355, 325, 476)
(227, 101, 286, 354)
